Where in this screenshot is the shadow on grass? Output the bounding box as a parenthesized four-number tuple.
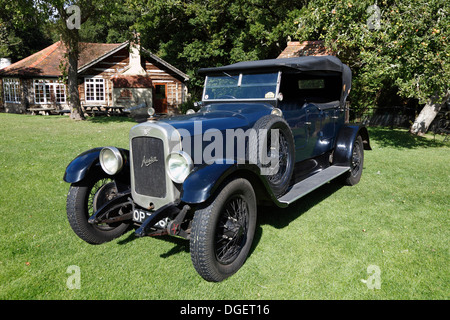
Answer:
(249, 181, 344, 257)
(116, 181, 345, 261)
(258, 182, 344, 229)
(158, 236, 191, 258)
(117, 227, 190, 258)
(368, 127, 446, 149)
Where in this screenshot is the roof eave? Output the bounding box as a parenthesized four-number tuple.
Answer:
(141, 48, 189, 82)
(77, 41, 130, 74)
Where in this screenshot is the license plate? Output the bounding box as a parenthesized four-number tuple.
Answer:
(133, 208, 152, 223)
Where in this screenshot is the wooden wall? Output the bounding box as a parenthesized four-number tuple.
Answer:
(1, 47, 188, 114)
(79, 47, 187, 113)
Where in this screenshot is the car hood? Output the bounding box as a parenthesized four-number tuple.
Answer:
(161, 103, 273, 134)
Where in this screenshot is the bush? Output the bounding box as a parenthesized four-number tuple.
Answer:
(179, 98, 201, 114)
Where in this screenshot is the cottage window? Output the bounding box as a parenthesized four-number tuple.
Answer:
(33, 79, 66, 104)
(85, 78, 105, 102)
(3, 78, 21, 103)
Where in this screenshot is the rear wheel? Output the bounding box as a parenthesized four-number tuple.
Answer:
(66, 170, 130, 244)
(343, 135, 364, 186)
(190, 178, 257, 282)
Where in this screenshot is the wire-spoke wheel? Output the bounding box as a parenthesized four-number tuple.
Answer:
(190, 178, 257, 282)
(215, 195, 250, 264)
(66, 170, 130, 244)
(265, 129, 291, 186)
(249, 115, 295, 197)
(343, 135, 364, 186)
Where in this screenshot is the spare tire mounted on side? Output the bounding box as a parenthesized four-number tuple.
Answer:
(249, 114, 295, 197)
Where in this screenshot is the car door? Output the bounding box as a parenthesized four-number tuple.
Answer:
(302, 104, 321, 160)
(280, 101, 308, 162)
(314, 103, 341, 155)
(317, 106, 337, 154)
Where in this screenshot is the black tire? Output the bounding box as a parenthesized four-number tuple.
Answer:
(249, 115, 295, 197)
(66, 170, 130, 244)
(343, 135, 364, 186)
(190, 178, 257, 282)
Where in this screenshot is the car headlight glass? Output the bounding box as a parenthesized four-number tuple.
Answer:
(166, 151, 193, 183)
(100, 147, 123, 175)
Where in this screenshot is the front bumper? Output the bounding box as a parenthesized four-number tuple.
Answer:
(88, 193, 190, 238)
(134, 202, 180, 237)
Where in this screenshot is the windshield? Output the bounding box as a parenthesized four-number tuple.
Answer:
(203, 72, 279, 101)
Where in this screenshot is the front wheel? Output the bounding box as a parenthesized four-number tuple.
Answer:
(66, 170, 130, 244)
(190, 178, 257, 282)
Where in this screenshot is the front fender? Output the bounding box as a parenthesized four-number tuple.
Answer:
(181, 162, 236, 204)
(63, 147, 130, 184)
(181, 160, 281, 206)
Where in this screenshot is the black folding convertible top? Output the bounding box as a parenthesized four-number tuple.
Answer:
(199, 56, 345, 74)
(198, 55, 352, 103)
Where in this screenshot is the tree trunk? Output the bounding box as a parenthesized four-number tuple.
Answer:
(410, 93, 449, 135)
(68, 48, 84, 120)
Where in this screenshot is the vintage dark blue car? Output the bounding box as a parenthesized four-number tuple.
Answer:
(64, 56, 371, 282)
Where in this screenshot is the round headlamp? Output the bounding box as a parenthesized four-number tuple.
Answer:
(99, 147, 124, 175)
(166, 151, 193, 184)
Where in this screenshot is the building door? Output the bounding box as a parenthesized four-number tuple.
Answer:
(154, 83, 167, 113)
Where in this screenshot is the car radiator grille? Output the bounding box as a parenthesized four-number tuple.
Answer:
(131, 136, 166, 198)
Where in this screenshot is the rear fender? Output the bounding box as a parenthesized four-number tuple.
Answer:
(333, 124, 371, 166)
(63, 147, 130, 185)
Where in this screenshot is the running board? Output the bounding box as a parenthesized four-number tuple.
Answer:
(278, 166, 350, 205)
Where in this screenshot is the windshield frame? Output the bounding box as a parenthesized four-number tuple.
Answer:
(202, 71, 282, 103)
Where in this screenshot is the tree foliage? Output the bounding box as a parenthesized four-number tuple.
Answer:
(127, 0, 308, 97)
(291, 0, 449, 115)
(0, 0, 52, 61)
(77, 1, 137, 44)
(3, 0, 448, 126)
(33, 0, 120, 120)
(125, 0, 448, 112)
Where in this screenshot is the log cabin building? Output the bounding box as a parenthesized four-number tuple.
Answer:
(0, 41, 189, 115)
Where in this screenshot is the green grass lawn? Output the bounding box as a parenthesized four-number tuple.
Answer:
(0, 113, 448, 300)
